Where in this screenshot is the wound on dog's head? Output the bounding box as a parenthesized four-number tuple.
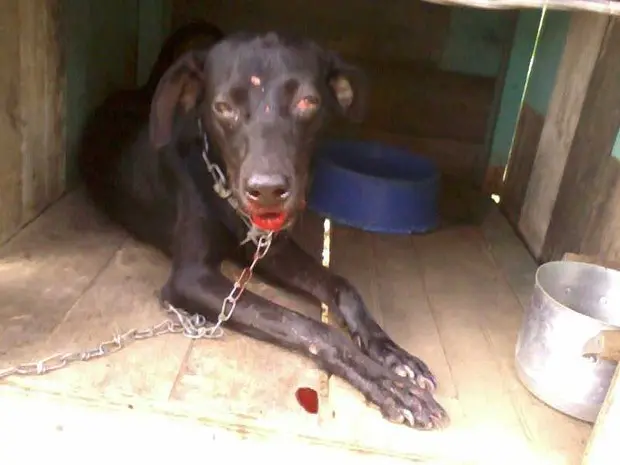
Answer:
(149, 32, 368, 232)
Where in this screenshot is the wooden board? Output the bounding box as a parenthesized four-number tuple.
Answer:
(0, 189, 591, 464)
(517, 12, 610, 259)
(0, 0, 65, 244)
(541, 18, 620, 261)
(500, 104, 544, 229)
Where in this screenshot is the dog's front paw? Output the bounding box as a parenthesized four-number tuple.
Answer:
(377, 376, 448, 430)
(361, 336, 437, 392)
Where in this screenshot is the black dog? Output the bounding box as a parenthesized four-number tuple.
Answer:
(79, 29, 448, 430)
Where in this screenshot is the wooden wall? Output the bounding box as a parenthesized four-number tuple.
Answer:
(171, 0, 453, 64)
(502, 13, 620, 263)
(0, 0, 65, 244)
(169, 0, 513, 182)
(63, 0, 141, 186)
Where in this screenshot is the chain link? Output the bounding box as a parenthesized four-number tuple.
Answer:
(0, 126, 275, 381)
(0, 232, 273, 380)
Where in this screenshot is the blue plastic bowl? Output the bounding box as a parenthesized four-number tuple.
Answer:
(307, 139, 440, 234)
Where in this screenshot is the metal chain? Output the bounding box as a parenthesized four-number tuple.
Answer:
(0, 232, 273, 380)
(197, 120, 268, 246)
(0, 125, 276, 380)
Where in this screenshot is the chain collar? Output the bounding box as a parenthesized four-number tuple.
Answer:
(0, 122, 279, 381)
(197, 120, 274, 246)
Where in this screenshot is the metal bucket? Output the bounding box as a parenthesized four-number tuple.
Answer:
(515, 260, 620, 423)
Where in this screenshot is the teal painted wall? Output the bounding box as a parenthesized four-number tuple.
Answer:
(64, 0, 170, 186)
(489, 9, 541, 167)
(489, 9, 570, 167)
(440, 7, 516, 78)
(611, 132, 620, 159)
(63, 2, 573, 183)
(64, 0, 140, 186)
(137, 0, 172, 86)
(523, 10, 570, 115)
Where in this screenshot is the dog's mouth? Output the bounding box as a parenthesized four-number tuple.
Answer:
(245, 198, 307, 232)
(250, 210, 288, 231)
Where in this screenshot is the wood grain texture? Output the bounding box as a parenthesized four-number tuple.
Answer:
(171, 0, 451, 64)
(518, 12, 609, 259)
(0, 190, 591, 464)
(542, 18, 620, 261)
(0, 0, 66, 244)
(420, 0, 620, 15)
(0, 190, 126, 363)
(500, 104, 544, 228)
(581, 365, 620, 465)
(0, 0, 24, 242)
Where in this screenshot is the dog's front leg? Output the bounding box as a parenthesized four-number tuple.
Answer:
(254, 237, 439, 392)
(162, 261, 448, 429)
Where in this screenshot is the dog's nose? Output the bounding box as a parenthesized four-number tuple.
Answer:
(244, 174, 291, 207)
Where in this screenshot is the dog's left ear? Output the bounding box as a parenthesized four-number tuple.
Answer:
(324, 52, 368, 123)
(149, 50, 208, 150)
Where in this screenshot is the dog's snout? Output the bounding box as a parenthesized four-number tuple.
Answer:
(244, 174, 291, 207)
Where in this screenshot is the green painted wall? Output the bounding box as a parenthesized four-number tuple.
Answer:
(489, 9, 570, 167)
(64, 0, 171, 187)
(63, 2, 573, 183)
(523, 10, 570, 115)
(64, 0, 140, 186)
(611, 132, 620, 159)
(440, 7, 516, 78)
(489, 9, 541, 167)
(137, 0, 172, 86)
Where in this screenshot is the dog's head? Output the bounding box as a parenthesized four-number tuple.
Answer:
(149, 32, 367, 231)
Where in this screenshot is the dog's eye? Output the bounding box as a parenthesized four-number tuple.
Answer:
(294, 96, 320, 116)
(212, 101, 239, 122)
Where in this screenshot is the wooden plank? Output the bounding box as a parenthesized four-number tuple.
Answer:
(581, 365, 620, 465)
(0, 0, 23, 243)
(480, 208, 537, 308)
(519, 12, 609, 259)
(414, 225, 589, 464)
(581, 158, 620, 259)
(541, 18, 620, 261)
(18, 0, 66, 221)
(474, 10, 519, 190)
(0, 190, 591, 463)
(421, 0, 620, 16)
(0, 190, 126, 364)
(169, 324, 326, 434)
(479, 212, 592, 464)
(373, 232, 456, 398)
(562, 252, 620, 271)
(0, 0, 66, 244)
(179, 0, 452, 64)
(0, 387, 419, 465)
(330, 224, 383, 326)
(500, 104, 545, 228)
(170, 257, 328, 432)
(2, 235, 193, 402)
(346, 64, 495, 146)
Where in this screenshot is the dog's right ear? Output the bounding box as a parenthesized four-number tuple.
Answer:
(149, 50, 207, 150)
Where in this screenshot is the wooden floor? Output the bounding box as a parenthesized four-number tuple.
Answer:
(0, 188, 591, 464)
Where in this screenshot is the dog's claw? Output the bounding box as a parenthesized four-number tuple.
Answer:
(367, 337, 438, 392)
(401, 408, 415, 427)
(394, 365, 409, 378)
(376, 375, 449, 431)
(417, 373, 437, 392)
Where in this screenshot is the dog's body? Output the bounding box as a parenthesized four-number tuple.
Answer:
(78, 26, 448, 430)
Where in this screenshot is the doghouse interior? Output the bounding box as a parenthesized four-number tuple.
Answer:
(0, 1, 594, 464)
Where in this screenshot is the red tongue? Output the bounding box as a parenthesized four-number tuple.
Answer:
(251, 212, 287, 231)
